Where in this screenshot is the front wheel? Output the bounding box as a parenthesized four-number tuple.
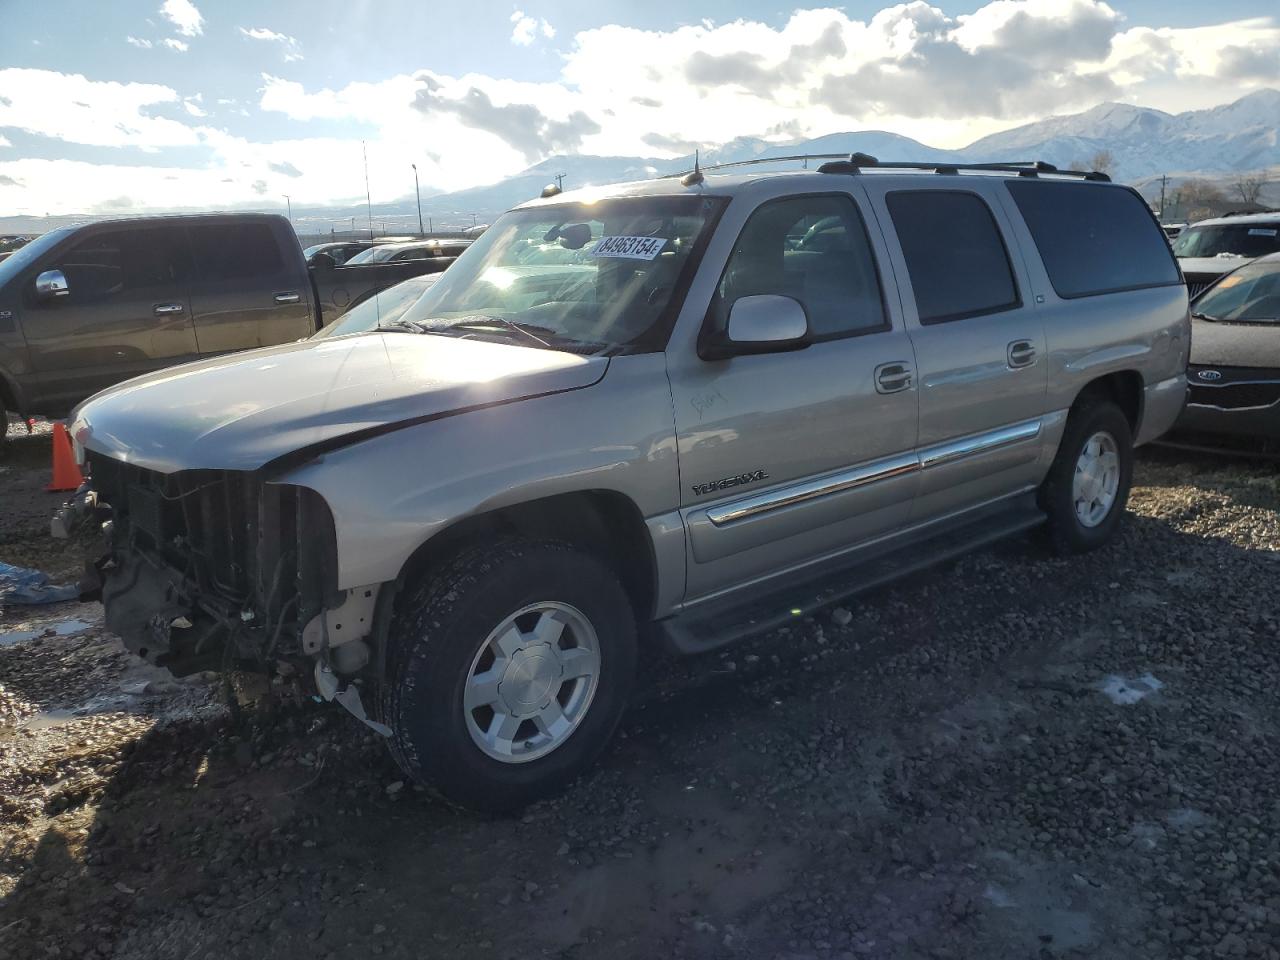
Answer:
(382, 539, 637, 813)
(1038, 399, 1134, 553)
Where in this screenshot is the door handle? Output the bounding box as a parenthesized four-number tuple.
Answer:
(1007, 340, 1037, 369)
(875, 361, 914, 394)
(274, 291, 301, 304)
(153, 303, 185, 315)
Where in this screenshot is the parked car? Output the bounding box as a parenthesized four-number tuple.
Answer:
(312, 273, 440, 339)
(1172, 212, 1280, 299)
(303, 240, 380, 266)
(73, 160, 1188, 810)
(0, 214, 317, 447)
(1160, 252, 1280, 456)
(1161, 223, 1186, 240)
(343, 239, 472, 265)
(310, 242, 464, 325)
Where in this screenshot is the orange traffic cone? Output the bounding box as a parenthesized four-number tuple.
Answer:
(47, 422, 85, 492)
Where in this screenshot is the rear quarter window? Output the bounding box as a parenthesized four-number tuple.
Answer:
(1005, 181, 1180, 299)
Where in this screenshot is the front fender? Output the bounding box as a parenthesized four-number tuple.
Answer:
(275, 353, 682, 592)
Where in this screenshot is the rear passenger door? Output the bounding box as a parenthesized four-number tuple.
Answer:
(187, 220, 313, 355)
(668, 190, 920, 601)
(864, 182, 1049, 521)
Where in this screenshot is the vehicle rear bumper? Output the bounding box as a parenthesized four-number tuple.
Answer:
(1173, 400, 1280, 440)
(1136, 373, 1187, 446)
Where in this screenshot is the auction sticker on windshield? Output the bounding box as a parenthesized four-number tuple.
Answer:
(593, 236, 667, 260)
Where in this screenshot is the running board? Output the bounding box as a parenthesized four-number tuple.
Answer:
(658, 495, 1045, 656)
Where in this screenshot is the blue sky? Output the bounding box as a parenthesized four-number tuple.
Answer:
(2, 0, 1277, 217)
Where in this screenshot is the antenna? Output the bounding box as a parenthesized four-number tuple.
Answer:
(362, 140, 374, 241)
(680, 149, 704, 187)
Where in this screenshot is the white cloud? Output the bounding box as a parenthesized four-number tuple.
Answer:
(0, 68, 201, 148)
(0, 135, 10, 148)
(162, 38, 189, 52)
(184, 99, 207, 118)
(510, 10, 553, 46)
(125, 36, 153, 49)
(239, 26, 303, 61)
(159, 0, 203, 37)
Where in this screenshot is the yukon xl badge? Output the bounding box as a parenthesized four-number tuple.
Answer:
(1198, 370, 1222, 381)
(692, 470, 768, 497)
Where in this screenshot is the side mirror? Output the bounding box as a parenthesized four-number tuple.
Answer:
(35, 269, 70, 300)
(310, 252, 336, 271)
(701, 294, 809, 360)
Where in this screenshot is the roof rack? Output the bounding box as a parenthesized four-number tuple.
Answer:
(668, 153, 1111, 183)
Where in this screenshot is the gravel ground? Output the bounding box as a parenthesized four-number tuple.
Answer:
(1, 428, 1279, 960)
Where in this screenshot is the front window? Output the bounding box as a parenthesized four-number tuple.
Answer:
(1193, 260, 1280, 323)
(396, 194, 726, 354)
(0, 227, 75, 287)
(1173, 223, 1280, 259)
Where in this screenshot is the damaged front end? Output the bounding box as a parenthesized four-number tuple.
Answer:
(85, 454, 382, 713)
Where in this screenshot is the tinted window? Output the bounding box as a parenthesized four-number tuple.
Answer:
(887, 191, 1019, 324)
(715, 194, 886, 339)
(189, 222, 284, 282)
(1007, 181, 1180, 298)
(43, 227, 190, 303)
(1171, 222, 1280, 260)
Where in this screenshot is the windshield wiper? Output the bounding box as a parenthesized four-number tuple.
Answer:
(1190, 312, 1220, 322)
(444, 316, 554, 348)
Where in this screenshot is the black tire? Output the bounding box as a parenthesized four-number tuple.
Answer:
(1038, 399, 1134, 554)
(382, 538, 637, 813)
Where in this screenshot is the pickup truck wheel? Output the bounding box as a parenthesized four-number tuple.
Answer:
(1039, 399, 1133, 554)
(382, 539, 636, 813)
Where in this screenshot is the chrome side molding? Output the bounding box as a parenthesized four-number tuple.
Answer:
(706, 417, 1043, 527)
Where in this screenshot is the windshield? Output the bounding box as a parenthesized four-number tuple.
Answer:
(397, 194, 725, 353)
(1193, 260, 1280, 323)
(303, 244, 327, 258)
(0, 227, 76, 287)
(1173, 223, 1280, 259)
(346, 245, 399, 265)
(312, 275, 439, 338)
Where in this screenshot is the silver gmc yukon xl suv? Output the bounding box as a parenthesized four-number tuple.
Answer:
(71, 158, 1189, 811)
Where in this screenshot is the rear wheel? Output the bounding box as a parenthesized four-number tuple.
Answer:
(382, 539, 637, 813)
(1038, 399, 1134, 553)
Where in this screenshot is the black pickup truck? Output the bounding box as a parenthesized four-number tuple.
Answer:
(0, 213, 318, 441)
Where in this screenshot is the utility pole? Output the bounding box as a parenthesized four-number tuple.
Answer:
(412, 163, 424, 238)
(470, 213, 477, 229)
(1157, 174, 1170, 223)
(282, 194, 291, 226)
(428, 216, 433, 235)
(554, 172, 566, 192)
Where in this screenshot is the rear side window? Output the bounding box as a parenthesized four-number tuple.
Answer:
(1006, 181, 1180, 298)
(887, 191, 1019, 324)
(189, 222, 285, 282)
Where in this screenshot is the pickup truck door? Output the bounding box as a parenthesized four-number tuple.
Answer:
(18, 224, 199, 413)
(860, 181, 1050, 522)
(187, 220, 314, 354)
(666, 188, 920, 602)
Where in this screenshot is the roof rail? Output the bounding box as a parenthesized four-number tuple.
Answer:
(666, 153, 1111, 183)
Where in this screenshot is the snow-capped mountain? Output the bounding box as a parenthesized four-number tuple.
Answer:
(960, 89, 1280, 179)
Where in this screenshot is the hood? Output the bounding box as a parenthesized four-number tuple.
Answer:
(1178, 256, 1251, 279)
(73, 333, 608, 473)
(1189, 317, 1280, 370)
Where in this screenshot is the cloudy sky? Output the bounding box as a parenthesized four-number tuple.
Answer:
(1, 0, 1277, 217)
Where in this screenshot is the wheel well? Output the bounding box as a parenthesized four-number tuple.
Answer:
(1074, 371, 1142, 435)
(394, 491, 658, 622)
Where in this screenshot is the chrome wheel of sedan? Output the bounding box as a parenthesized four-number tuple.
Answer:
(1072, 430, 1120, 528)
(463, 601, 601, 763)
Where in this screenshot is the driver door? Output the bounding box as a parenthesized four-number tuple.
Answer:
(666, 190, 921, 602)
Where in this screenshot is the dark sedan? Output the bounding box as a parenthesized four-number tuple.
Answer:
(1163, 252, 1280, 456)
